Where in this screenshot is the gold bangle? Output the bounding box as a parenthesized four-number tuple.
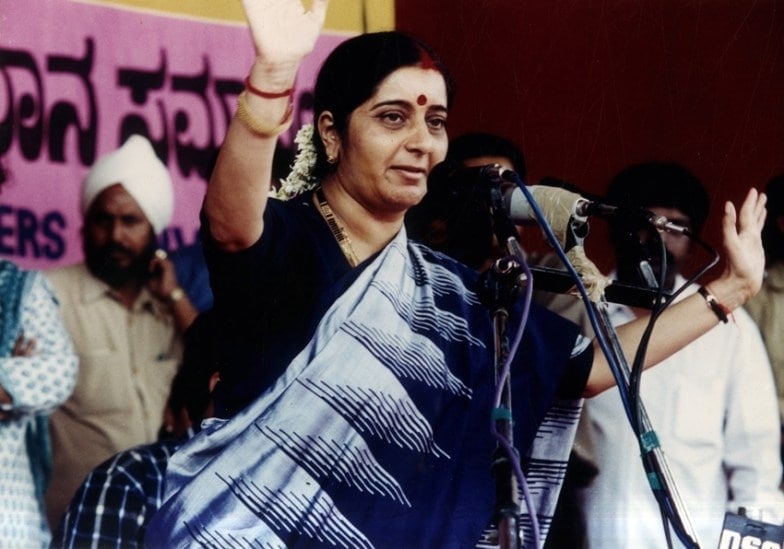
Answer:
(235, 90, 294, 138)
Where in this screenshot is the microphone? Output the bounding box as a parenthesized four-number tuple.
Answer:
(502, 186, 689, 234)
(503, 185, 591, 226)
(640, 211, 690, 235)
(429, 162, 508, 189)
(425, 162, 690, 238)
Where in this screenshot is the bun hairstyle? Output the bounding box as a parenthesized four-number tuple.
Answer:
(310, 31, 454, 179)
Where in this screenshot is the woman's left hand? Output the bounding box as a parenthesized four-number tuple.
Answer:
(715, 187, 767, 306)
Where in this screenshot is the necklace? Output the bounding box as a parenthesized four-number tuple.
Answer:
(315, 187, 359, 267)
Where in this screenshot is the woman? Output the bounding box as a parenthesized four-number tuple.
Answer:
(0, 164, 78, 547)
(147, 1, 767, 546)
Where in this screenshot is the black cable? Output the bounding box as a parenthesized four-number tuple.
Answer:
(624, 227, 720, 548)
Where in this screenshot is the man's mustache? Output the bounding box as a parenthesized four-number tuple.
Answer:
(99, 243, 135, 258)
(95, 244, 137, 263)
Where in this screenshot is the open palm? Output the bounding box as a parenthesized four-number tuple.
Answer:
(242, 0, 329, 63)
(721, 188, 767, 298)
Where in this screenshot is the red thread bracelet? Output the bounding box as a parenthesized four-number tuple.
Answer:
(244, 77, 294, 99)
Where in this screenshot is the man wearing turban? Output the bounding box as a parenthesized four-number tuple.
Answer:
(43, 135, 197, 529)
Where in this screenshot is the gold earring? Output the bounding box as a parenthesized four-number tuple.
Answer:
(327, 154, 337, 165)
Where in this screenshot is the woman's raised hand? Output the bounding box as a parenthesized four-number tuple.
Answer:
(241, 0, 329, 64)
(714, 187, 767, 307)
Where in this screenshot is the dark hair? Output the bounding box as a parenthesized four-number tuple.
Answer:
(762, 175, 784, 264)
(605, 161, 710, 249)
(310, 31, 454, 179)
(447, 132, 527, 180)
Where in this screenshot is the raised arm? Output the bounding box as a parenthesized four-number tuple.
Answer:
(585, 188, 767, 396)
(205, 0, 329, 251)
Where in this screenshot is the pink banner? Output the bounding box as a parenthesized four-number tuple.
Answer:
(0, 0, 349, 269)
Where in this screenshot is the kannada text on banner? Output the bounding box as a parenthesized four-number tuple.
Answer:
(0, 0, 362, 270)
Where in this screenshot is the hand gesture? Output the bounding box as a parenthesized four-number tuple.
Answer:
(12, 332, 36, 357)
(242, 0, 329, 64)
(718, 188, 767, 303)
(147, 249, 181, 303)
(2, 333, 35, 419)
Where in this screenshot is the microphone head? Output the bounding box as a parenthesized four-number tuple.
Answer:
(405, 160, 498, 270)
(431, 160, 505, 187)
(502, 185, 535, 224)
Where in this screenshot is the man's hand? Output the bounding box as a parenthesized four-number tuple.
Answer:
(1, 332, 36, 420)
(146, 249, 181, 303)
(12, 332, 36, 357)
(147, 249, 199, 332)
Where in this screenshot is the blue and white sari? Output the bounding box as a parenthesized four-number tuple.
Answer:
(146, 231, 587, 548)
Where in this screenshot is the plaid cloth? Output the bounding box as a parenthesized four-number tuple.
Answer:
(52, 438, 182, 548)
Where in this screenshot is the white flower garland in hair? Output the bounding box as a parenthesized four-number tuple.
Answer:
(274, 124, 319, 200)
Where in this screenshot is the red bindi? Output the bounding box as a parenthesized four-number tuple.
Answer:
(417, 94, 427, 106)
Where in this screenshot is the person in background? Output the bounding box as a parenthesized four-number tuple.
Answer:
(52, 311, 220, 548)
(745, 175, 784, 458)
(449, 131, 527, 177)
(0, 161, 78, 548)
(575, 161, 784, 548)
(147, 1, 769, 545)
(406, 131, 526, 272)
(44, 135, 196, 529)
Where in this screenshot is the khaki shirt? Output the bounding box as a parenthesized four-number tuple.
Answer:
(44, 263, 181, 528)
(746, 261, 784, 423)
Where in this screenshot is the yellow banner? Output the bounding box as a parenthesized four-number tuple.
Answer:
(74, 0, 395, 32)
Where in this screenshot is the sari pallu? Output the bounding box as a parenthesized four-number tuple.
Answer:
(146, 231, 585, 548)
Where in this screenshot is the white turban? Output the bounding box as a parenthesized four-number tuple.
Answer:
(82, 135, 174, 234)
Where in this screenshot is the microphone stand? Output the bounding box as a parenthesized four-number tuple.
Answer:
(479, 187, 531, 549)
(481, 169, 700, 547)
(481, 252, 526, 549)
